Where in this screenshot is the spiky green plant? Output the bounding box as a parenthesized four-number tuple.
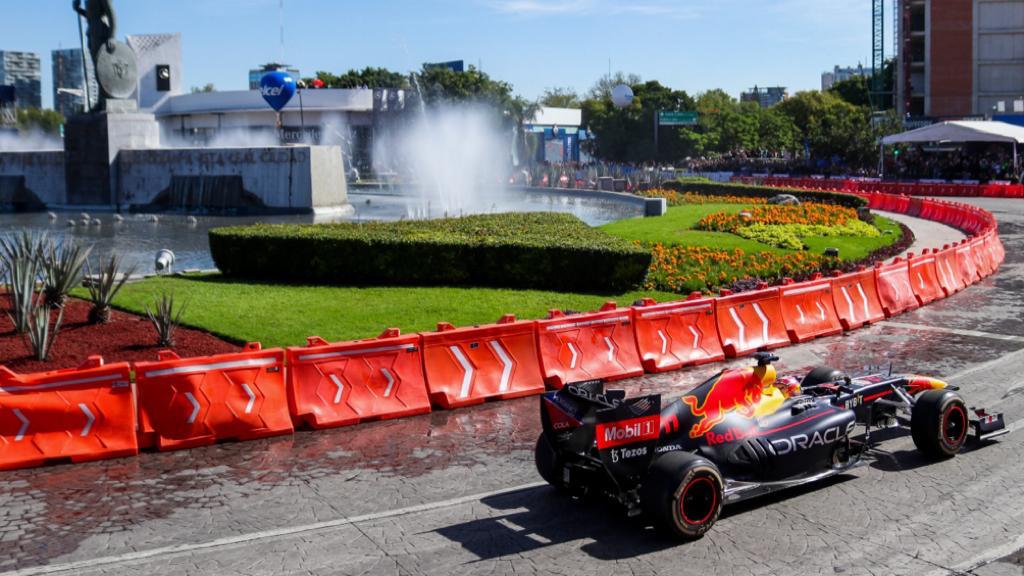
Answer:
(5, 252, 41, 334)
(0, 231, 48, 267)
(145, 291, 187, 347)
(24, 304, 63, 361)
(41, 241, 92, 308)
(85, 255, 138, 324)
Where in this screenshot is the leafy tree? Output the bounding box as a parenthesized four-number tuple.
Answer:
(775, 90, 881, 168)
(313, 67, 409, 90)
(16, 108, 63, 135)
(190, 83, 216, 94)
(829, 75, 870, 108)
(587, 71, 643, 99)
(538, 87, 581, 108)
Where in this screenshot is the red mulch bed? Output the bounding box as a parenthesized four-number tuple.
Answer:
(0, 297, 239, 374)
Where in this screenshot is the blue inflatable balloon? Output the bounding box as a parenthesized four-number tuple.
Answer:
(259, 71, 296, 112)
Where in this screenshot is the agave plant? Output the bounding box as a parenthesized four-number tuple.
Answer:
(41, 240, 92, 308)
(24, 304, 63, 361)
(145, 291, 187, 347)
(84, 255, 138, 324)
(4, 250, 42, 334)
(0, 231, 48, 266)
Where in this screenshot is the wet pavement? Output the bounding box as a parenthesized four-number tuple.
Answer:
(0, 198, 1022, 576)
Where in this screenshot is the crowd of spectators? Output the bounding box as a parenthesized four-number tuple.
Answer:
(884, 145, 1020, 183)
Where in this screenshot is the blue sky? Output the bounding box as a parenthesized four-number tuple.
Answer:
(4, 0, 887, 109)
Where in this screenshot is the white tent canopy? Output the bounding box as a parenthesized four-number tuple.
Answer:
(881, 120, 1024, 145)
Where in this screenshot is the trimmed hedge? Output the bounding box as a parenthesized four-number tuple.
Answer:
(209, 212, 652, 293)
(663, 180, 867, 209)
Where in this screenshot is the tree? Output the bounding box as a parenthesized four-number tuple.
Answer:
(587, 71, 643, 99)
(829, 75, 870, 108)
(538, 87, 580, 108)
(775, 90, 880, 169)
(581, 78, 696, 162)
(312, 67, 409, 90)
(190, 83, 216, 93)
(16, 108, 63, 135)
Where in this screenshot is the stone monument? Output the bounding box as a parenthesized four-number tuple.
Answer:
(64, 0, 160, 206)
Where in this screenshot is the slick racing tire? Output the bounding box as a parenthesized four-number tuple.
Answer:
(802, 366, 847, 387)
(534, 434, 566, 490)
(641, 452, 724, 540)
(911, 390, 968, 459)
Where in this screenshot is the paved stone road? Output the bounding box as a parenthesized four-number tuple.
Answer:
(0, 199, 1021, 576)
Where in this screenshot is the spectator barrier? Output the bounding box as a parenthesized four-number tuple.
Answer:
(421, 315, 544, 409)
(135, 343, 293, 451)
(830, 268, 886, 330)
(0, 189, 1008, 470)
(715, 285, 790, 358)
(535, 302, 644, 388)
(631, 295, 725, 373)
(874, 258, 920, 318)
(285, 329, 431, 429)
(778, 276, 843, 343)
(0, 357, 135, 470)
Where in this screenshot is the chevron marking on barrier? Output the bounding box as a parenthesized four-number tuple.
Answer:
(488, 340, 514, 393)
(450, 346, 474, 399)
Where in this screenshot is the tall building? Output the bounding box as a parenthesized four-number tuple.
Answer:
(897, 0, 1024, 118)
(52, 48, 98, 117)
(249, 63, 300, 90)
(0, 51, 41, 110)
(127, 33, 183, 111)
(821, 65, 873, 91)
(740, 86, 788, 108)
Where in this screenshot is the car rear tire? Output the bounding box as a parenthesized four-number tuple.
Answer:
(534, 434, 565, 489)
(912, 390, 968, 459)
(641, 451, 723, 539)
(802, 366, 847, 387)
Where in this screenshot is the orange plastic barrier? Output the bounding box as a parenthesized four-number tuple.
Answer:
(0, 357, 135, 470)
(971, 237, 995, 278)
(907, 251, 946, 305)
(421, 315, 544, 409)
(135, 343, 293, 451)
(955, 241, 981, 285)
(632, 295, 725, 373)
(830, 268, 885, 330)
(715, 286, 789, 358)
(933, 245, 965, 295)
(286, 329, 430, 429)
(535, 302, 643, 388)
(874, 259, 919, 318)
(778, 276, 842, 343)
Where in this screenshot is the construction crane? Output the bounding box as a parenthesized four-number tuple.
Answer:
(871, 0, 897, 111)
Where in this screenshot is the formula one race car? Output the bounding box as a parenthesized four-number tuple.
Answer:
(535, 353, 1007, 539)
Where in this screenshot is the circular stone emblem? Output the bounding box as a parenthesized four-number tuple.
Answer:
(95, 41, 139, 100)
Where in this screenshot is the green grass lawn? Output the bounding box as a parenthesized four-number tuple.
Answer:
(95, 275, 679, 349)
(599, 204, 901, 261)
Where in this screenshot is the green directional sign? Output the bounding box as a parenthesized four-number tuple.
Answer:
(658, 111, 699, 126)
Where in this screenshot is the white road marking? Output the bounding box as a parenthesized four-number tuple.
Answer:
(241, 384, 256, 415)
(881, 321, 1024, 343)
(0, 481, 547, 576)
(450, 346, 474, 399)
(328, 374, 344, 404)
(380, 368, 396, 398)
(656, 330, 668, 355)
(12, 408, 28, 441)
(489, 341, 514, 393)
(78, 404, 94, 437)
(184, 392, 200, 425)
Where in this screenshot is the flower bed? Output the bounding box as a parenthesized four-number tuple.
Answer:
(637, 189, 767, 207)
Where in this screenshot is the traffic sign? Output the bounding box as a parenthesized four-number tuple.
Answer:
(658, 111, 699, 126)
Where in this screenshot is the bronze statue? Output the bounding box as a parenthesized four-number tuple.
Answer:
(73, 0, 116, 63)
(72, 0, 136, 109)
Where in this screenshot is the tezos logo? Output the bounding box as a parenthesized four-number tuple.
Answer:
(610, 446, 647, 463)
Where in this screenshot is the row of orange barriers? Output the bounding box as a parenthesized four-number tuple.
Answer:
(734, 176, 1024, 198)
(0, 192, 1005, 471)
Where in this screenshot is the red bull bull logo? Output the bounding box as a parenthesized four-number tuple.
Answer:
(682, 369, 762, 439)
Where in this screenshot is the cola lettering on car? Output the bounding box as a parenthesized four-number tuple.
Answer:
(771, 421, 856, 455)
(595, 415, 659, 449)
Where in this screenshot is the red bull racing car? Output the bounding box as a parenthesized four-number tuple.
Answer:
(535, 352, 1007, 539)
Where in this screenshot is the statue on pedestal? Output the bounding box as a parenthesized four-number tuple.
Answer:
(73, 0, 137, 111)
